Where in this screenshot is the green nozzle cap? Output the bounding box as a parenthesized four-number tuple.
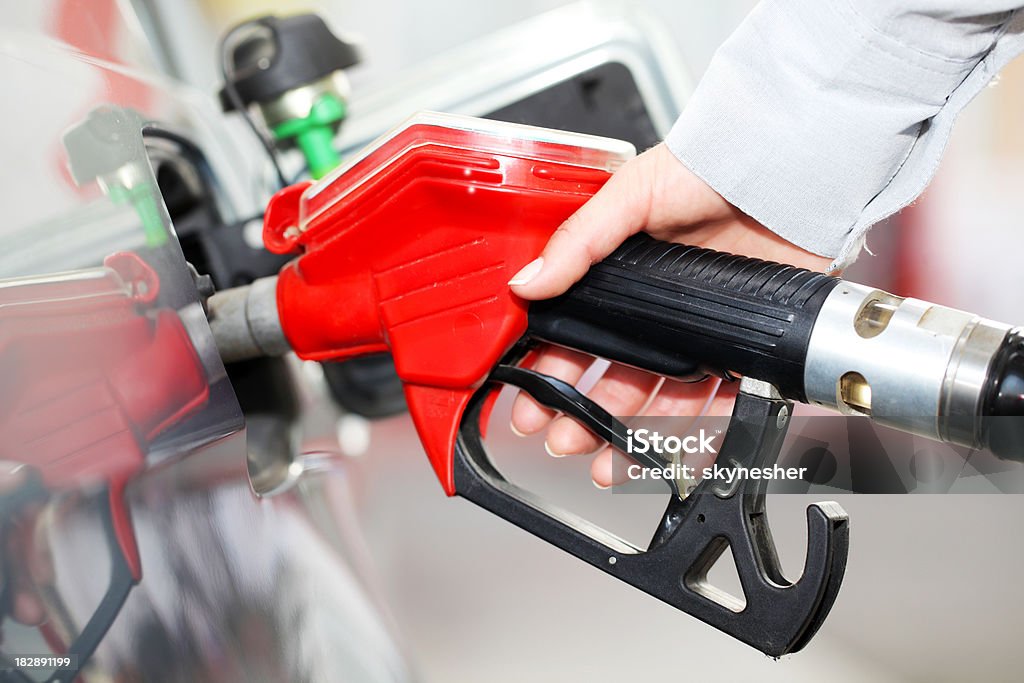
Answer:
(272, 93, 346, 179)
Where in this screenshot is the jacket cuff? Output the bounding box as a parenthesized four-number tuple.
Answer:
(665, 0, 988, 266)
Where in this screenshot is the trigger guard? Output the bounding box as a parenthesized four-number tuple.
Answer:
(453, 373, 849, 656)
(486, 363, 681, 498)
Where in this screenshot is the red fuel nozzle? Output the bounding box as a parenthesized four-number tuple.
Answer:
(262, 112, 633, 492)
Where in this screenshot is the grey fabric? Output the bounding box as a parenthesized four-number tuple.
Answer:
(665, 0, 1024, 268)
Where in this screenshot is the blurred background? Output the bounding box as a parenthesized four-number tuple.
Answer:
(4, 0, 1024, 681)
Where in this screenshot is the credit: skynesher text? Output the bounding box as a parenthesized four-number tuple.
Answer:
(627, 463, 808, 484)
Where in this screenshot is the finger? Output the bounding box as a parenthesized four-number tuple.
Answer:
(545, 364, 662, 457)
(645, 377, 724, 418)
(510, 345, 594, 435)
(704, 379, 739, 416)
(592, 448, 635, 488)
(508, 148, 659, 300)
(589, 378, 732, 488)
(651, 379, 741, 478)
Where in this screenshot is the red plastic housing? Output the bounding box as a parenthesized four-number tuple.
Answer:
(264, 113, 634, 493)
(0, 253, 210, 577)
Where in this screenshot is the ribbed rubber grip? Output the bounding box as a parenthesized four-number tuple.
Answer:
(527, 234, 840, 400)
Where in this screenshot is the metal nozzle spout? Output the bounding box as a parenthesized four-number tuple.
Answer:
(207, 276, 290, 363)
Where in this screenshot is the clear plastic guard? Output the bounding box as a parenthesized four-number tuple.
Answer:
(301, 111, 636, 230)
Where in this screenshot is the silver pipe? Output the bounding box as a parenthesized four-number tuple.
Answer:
(207, 276, 290, 363)
(804, 282, 1009, 448)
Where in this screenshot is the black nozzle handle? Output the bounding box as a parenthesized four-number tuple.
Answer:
(527, 234, 840, 401)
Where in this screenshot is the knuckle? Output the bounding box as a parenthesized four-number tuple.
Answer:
(553, 213, 597, 265)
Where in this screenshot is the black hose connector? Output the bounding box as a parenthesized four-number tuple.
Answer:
(982, 328, 1024, 461)
(219, 14, 360, 111)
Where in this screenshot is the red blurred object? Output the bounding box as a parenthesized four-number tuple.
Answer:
(264, 113, 633, 492)
(0, 252, 209, 577)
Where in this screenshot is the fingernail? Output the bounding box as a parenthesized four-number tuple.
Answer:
(510, 422, 528, 437)
(544, 441, 569, 458)
(508, 257, 544, 286)
(593, 480, 610, 490)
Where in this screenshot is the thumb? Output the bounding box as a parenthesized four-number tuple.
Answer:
(508, 148, 655, 300)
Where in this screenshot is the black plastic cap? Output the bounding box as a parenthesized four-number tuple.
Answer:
(219, 14, 360, 111)
(982, 328, 1024, 461)
(322, 355, 407, 418)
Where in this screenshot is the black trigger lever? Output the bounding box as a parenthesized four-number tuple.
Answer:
(454, 369, 849, 656)
(488, 364, 681, 498)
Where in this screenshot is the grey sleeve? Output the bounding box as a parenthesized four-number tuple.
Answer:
(665, 0, 1024, 268)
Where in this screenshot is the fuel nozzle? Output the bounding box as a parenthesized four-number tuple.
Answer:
(218, 14, 361, 179)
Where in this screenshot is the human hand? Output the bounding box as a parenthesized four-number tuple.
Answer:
(508, 143, 831, 487)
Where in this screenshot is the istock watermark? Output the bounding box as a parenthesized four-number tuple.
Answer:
(624, 427, 805, 484)
(625, 462, 808, 484)
(609, 415, 1024, 495)
(626, 428, 718, 456)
